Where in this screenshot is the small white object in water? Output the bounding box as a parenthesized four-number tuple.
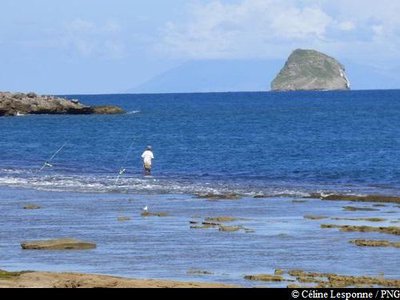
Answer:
(143, 206, 148, 212)
(320, 192, 333, 198)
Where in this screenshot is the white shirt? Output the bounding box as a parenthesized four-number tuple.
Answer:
(141, 150, 154, 165)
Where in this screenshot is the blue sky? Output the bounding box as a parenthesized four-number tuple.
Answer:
(1, 0, 400, 94)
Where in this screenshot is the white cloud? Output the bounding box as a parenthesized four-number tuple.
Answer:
(159, 0, 400, 65)
(338, 21, 355, 31)
(160, 0, 332, 59)
(62, 19, 126, 59)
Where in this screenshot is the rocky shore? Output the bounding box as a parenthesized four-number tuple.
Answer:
(0, 270, 236, 288)
(0, 92, 124, 116)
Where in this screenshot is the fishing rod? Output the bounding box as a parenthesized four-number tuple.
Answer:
(115, 139, 136, 184)
(38, 142, 67, 172)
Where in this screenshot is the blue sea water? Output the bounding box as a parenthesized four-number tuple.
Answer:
(1, 90, 400, 196)
(1, 90, 400, 287)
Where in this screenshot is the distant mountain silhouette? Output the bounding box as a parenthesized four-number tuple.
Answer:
(127, 59, 283, 93)
(127, 59, 400, 94)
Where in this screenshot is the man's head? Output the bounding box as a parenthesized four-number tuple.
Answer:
(146, 145, 152, 150)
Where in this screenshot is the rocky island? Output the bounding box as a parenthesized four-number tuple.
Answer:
(0, 92, 124, 116)
(271, 49, 350, 91)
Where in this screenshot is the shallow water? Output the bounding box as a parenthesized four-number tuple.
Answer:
(1, 186, 399, 287)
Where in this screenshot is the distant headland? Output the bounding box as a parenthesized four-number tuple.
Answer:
(0, 92, 124, 117)
(271, 49, 350, 91)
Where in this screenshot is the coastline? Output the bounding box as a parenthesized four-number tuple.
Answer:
(0, 270, 237, 288)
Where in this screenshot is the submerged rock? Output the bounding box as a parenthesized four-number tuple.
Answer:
(244, 274, 284, 282)
(343, 206, 379, 212)
(350, 239, 400, 248)
(90, 106, 125, 114)
(23, 204, 41, 210)
(21, 238, 96, 250)
(308, 193, 400, 204)
(218, 225, 241, 232)
(304, 215, 328, 220)
(292, 200, 308, 204)
(271, 49, 350, 91)
(141, 211, 168, 217)
(117, 216, 131, 222)
(205, 216, 238, 223)
(195, 193, 241, 200)
(287, 269, 400, 288)
(190, 225, 215, 230)
(331, 217, 386, 222)
(321, 224, 400, 236)
(187, 269, 214, 275)
(0, 92, 124, 116)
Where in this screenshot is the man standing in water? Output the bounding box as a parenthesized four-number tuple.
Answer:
(141, 145, 154, 176)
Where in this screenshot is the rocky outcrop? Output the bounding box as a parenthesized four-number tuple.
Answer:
(271, 49, 350, 91)
(23, 204, 41, 210)
(91, 105, 125, 114)
(21, 238, 96, 250)
(0, 92, 124, 116)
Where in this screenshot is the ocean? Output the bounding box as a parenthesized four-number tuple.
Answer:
(2, 90, 400, 196)
(0, 90, 399, 287)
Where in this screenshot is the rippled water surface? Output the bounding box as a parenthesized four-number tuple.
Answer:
(1, 90, 400, 286)
(1, 187, 399, 287)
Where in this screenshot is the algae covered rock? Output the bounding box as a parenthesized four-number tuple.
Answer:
(141, 211, 168, 217)
(21, 238, 96, 250)
(244, 274, 284, 282)
(271, 49, 350, 91)
(23, 204, 41, 210)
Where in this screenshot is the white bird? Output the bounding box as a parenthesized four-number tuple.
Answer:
(143, 206, 148, 212)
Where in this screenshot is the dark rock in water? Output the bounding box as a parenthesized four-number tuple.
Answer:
(141, 211, 168, 217)
(271, 49, 350, 91)
(343, 206, 379, 212)
(0, 92, 124, 116)
(117, 216, 131, 222)
(304, 215, 328, 220)
(218, 225, 241, 232)
(321, 224, 400, 236)
(21, 238, 96, 250)
(350, 239, 400, 248)
(90, 106, 125, 114)
(195, 192, 241, 200)
(253, 194, 266, 198)
(190, 225, 214, 229)
(287, 269, 400, 288)
(23, 204, 41, 210)
(202, 221, 221, 226)
(244, 274, 284, 282)
(205, 216, 238, 223)
(307, 193, 400, 204)
(187, 269, 214, 275)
